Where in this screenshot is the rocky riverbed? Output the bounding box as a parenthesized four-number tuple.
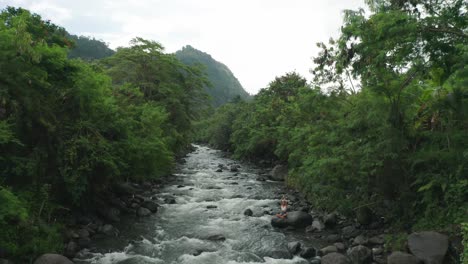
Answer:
(25, 145, 456, 264)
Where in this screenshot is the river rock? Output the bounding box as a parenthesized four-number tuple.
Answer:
(207, 234, 226, 241)
(407, 231, 448, 264)
(230, 165, 239, 172)
(99, 207, 120, 222)
(137, 207, 151, 217)
(269, 164, 288, 181)
(206, 205, 217, 209)
(322, 252, 350, 264)
(64, 241, 80, 258)
(141, 200, 159, 213)
(320, 245, 338, 256)
(342, 225, 359, 239)
(76, 228, 89, 238)
(215, 168, 222, 172)
(325, 234, 342, 243)
(244, 209, 253, 216)
(99, 224, 117, 236)
(387, 251, 422, 264)
(164, 197, 176, 204)
(287, 241, 301, 255)
(347, 245, 372, 264)
(324, 212, 338, 228)
(299, 247, 316, 259)
(311, 219, 325, 232)
(34, 254, 73, 264)
(334, 242, 346, 252)
(271, 211, 312, 228)
(352, 235, 369, 246)
(369, 235, 385, 245)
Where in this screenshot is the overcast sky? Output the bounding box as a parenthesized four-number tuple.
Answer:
(1, 0, 365, 94)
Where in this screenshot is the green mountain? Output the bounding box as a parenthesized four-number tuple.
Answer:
(175, 45, 250, 107)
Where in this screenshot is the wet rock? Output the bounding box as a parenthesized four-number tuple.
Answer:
(352, 235, 369, 246)
(322, 252, 350, 264)
(347, 245, 372, 264)
(164, 197, 176, 204)
(177, 185, 185, 188)
(309, 257, 321, 264)
(229, 165, 239, 172)
(299, 247, 316, 259)
(356, 206, 373, 225)
(215, 168, 223, 172)
(141, 200, 159, 213)
(269, 164, 288, 181)
(342, 225, 359, 239)
(244, 209, 253, 216)
(206, 205, 217, 209)
(320, 245, 338, 256)
(407, 231, 448, 264)
(137, 207, 151, 217)
(271, 211, 312, 228)
(256, 177, 267, 181)
(324, 212, 338, 228)
(64, 241, 80, 258)
(287, 241, 301, 255)
(387, 251, 422, 264)
(207, 234, 226, 241)
(34, 254, 73, 264)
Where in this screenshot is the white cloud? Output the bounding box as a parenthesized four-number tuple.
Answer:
(0, 0, 366, 94)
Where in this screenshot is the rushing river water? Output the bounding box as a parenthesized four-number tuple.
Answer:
(77, 145, 322, 264)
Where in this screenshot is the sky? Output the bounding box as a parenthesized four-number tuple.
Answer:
(0, 0, 366, 94)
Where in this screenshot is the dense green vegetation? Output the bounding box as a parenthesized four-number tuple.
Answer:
(196, 0, 467, 232)
(67, 34, 115, 60)
(0, 7, 208, 261)
(176, 45, 251, 106)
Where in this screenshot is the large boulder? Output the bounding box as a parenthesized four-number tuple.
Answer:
(407, 231, 448, 264)
(271, 211, 312, 228)
(387, 251, 422, 264)
(269, 165, 288, 181)
(141, 200, 159, 213)
(34, 254, 73, 264)
(322, 252, 350, 264)
(347, 245, 372, 264)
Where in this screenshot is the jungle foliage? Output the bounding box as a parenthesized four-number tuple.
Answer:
(196, 0, 468, 230)
(0, 7, 208, 261)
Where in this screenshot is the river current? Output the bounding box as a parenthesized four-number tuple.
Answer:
(77, 145, 321, 264)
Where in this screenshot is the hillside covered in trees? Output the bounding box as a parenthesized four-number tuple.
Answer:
(67, 34, 115, 60)
(176, 45, 251, 106)
(196, 0, 467, 245)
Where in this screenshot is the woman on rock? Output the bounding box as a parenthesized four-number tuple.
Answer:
(276, 195, 288, 219)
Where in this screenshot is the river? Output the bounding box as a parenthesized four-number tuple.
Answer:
(76, 145, 322, 264)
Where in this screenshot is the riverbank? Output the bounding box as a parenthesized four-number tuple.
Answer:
(7, 145, 463, 264)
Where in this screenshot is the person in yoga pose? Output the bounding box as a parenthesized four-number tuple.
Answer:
(276, 195, 288, 219)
